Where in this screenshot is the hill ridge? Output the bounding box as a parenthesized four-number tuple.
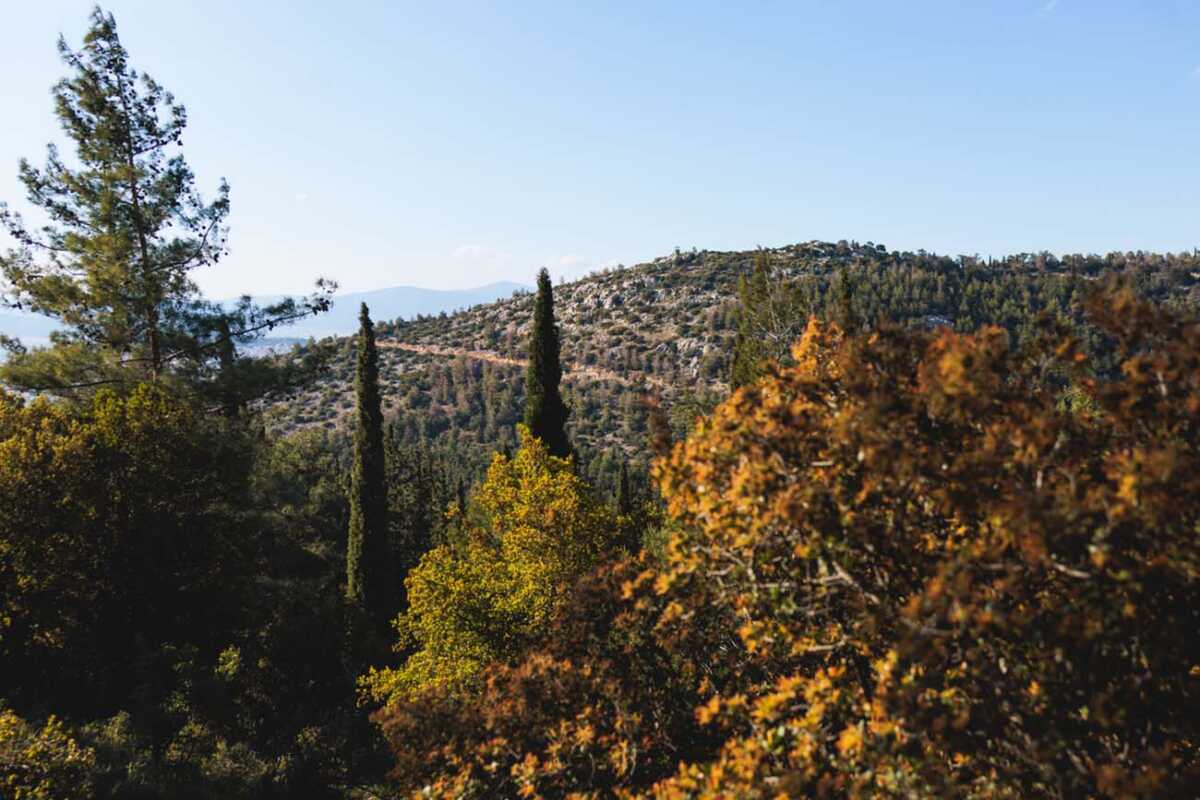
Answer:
(265, 239, 1200, 491)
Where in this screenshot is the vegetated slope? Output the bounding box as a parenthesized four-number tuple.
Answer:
(263, 240, 1200, 490)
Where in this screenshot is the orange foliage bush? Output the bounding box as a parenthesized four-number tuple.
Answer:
(379, 289, 1200, 798)
(373, 560, 740, 797)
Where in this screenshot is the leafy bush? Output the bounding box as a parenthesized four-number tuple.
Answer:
(0, 707, 96, 800)
(0, 384, 254, 712)
(649, 289, 1200, 797)
(363, 427, 618, 705)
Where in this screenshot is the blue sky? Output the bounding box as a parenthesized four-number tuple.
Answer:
(2, 1, 1197, 296)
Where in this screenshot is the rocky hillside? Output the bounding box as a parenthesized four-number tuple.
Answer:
(261, 242, 851, 470)
(262, 240, 1200, 490)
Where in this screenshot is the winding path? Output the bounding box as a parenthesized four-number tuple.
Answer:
(377, 340, 674, 392)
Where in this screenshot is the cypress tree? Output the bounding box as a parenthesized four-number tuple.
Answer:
(347, 304, 389, 618)
(616, 460, 633, 518)
(456, 476, 468, 513)
(523, 268, 571, 457)
(613, 459, 643, 553)
(834, 269, 860, 333)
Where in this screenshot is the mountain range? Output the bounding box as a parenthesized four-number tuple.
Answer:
(0, 280, 531, 345)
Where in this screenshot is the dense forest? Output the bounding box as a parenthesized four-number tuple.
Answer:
(2, 9, 1199, 799)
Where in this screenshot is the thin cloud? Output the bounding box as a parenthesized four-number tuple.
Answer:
(553, 254, 588, 269)
(1039, 0, 1060, 15)
(452, 244, 510, 261)
(295, 192, 309, 202)
(1191, 65, 1200, 81)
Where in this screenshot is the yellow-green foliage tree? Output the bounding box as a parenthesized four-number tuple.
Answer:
(0, 707, 96, 800)
(364, 426, 616, 705)
(377, 288, 1200, 798)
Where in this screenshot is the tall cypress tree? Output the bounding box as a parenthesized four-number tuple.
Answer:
(347, 304, 389, 618)
(614, 459, 639, 552)
(523, 268, 571, 457)
(616, 460, 633, 518)
(833, 269, 860, 333)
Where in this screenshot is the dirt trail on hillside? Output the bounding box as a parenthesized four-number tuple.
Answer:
(378, 340, 673, 393)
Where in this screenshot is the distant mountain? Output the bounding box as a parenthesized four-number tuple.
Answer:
(259, 281, 532, 339)
(0, 281, 532, 344)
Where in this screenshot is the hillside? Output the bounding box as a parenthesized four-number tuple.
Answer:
(264, 240, 1200, 490)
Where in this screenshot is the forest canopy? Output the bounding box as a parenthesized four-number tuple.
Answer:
(371, 288, 1200, 798)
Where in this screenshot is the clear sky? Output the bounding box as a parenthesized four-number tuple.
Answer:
(2, 1, 1198, 297)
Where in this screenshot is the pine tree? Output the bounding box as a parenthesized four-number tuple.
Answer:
(730, 252, 773, 390)
(0, 8, 331, 396)
(729, 250, 809, 390)
(523, 268, 571, 457)
(347, 304, 389, 618)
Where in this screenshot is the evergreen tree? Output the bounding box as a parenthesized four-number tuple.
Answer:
(833, 268, 860, 332)
(614, 459, 640, 552)
(453, 476, 466, 513)
(347, 304, 389, 619)
(729, 251, 809, 390)
(645, 394, 675, 458)
(384, 430, 438, 611)
(616, 460, 633, 518)
(0, 8, 331, 395)
(523, 268, 571, 457)
(730, 252, 771, 389)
